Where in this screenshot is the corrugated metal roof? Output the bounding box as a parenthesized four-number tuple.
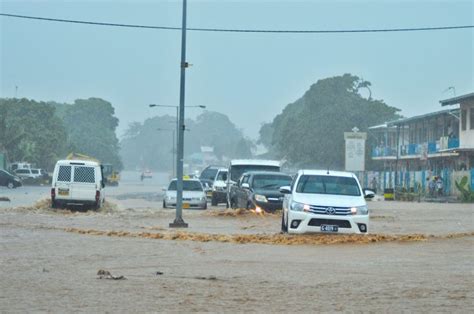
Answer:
(440, 92, 474, 106)
(386, 108, 459, 126)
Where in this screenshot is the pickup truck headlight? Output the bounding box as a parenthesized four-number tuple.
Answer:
(350, 205, 369, 215)
(290, 201, 310, 211)
(254, 194, 268, 203)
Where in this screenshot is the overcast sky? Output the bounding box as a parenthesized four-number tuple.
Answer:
(1, 0, 473, 139)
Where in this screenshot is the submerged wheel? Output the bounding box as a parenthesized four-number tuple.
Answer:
(281, 212, 288, 233)
(211, 194, 218, 206)
(163, 200, 167, 209)
(94, 199, 102, 210)
(7, 181, 14, 189)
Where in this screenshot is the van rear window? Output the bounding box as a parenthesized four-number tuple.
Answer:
(74, 166, 95, 183)
(57, 166, 72, 182)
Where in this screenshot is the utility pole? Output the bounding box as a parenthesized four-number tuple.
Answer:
(170, 0, 189, 228)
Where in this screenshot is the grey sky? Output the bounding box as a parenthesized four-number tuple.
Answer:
(1, 0, 473, 139)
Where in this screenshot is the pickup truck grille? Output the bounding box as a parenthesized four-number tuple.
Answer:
(308, 205, 351, 216)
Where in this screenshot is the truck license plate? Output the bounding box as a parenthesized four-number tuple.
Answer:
(321, 225, 338, 232)
(58, 188, 69, 196)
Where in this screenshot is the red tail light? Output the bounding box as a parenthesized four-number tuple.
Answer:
(51, 188, 56, 199)
(95, 190, 100, 202)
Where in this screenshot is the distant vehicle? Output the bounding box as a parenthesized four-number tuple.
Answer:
(233, 171, 292, 212)
(226, 159, 281, 208)
(280, 170, 374, 234)
(163, 178, 207, 209)
(14, 168, 50, 185)
(199, 165, 221, 187)
(102, 163, 120, 186)
(51, 159, 105, 209)
(0, 169, 22, 189)
(10, 162, 32, 172)
(14, 168, 43, 180)
(199, 165, 224, 201)
(211, 168, 228, 206)
(141, 170, 153, 180)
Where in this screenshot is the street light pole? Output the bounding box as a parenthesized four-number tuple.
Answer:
(172, 129, 176, 177)
(149, 104, 206, 179)
(170, 0, 189, 228)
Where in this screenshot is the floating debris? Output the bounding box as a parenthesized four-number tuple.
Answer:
(97, 269, 126, 280)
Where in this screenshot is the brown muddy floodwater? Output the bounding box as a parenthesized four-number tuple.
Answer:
(0, 194, 473, 312)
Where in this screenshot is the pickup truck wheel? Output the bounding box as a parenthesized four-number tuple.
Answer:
(281, 212, 288, 233)
(7, 181, 14, 189)
(163, 200, 167, 209)
(51, 200, 57, 208)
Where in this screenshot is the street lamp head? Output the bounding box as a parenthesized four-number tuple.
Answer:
(149, 104, 157, 107)
(198, 105, 206, 109)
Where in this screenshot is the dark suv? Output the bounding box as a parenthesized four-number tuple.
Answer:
(232, 171, 292, 212)
(0, 169, 22, 188)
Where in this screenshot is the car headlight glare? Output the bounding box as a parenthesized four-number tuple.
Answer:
(254, 194, 268, 202)
(351, 205, 369, 215)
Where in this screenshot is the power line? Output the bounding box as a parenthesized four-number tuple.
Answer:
(1, 13, 473, 34)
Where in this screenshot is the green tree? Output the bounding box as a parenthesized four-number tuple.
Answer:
(0, 98, 67, 170)
(58, 98, 123, 169)
(261, 74, 401, 169)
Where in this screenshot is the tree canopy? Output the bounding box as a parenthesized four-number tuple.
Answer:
(120, 111, 253, 170)
(0, 97, 122, 170)
(55, 98, 122, 169)
(260, 74, 401, 169)
(0, 98, 67, 170)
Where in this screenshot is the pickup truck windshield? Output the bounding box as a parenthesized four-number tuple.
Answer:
(230, 165, 280, 182)
(252, 174, 292, 190)
(296, 175, 361, 196)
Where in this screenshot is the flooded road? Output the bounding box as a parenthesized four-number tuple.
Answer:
(1, 172, 473, 312)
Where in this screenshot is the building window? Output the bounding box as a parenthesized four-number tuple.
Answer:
(461, 109, 467, 131)
(470, 107, 474, 130)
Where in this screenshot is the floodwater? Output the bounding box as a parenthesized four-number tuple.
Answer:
(1, 172, 473, 312)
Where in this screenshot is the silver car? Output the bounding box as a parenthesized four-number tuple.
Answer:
(163, 178, 208, 209)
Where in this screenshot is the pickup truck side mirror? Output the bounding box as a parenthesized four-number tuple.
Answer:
(279, 186, 291, 194)
(241, 183, 250, 189)
(363, 189, 375, 199)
